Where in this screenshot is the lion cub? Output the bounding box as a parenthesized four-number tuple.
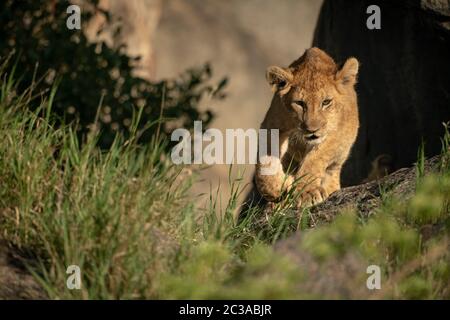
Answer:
(255, 47, 359, 207)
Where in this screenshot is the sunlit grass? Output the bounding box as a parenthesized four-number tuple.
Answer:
(0, 60, 448, 299)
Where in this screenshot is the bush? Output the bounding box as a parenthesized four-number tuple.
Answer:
(0, 0, 226, 148)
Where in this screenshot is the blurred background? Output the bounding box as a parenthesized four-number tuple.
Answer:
(86, 0, 324, 208)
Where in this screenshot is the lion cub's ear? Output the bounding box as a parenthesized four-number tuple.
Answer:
(266, 66, 293, 95)
(336, 57, 359, 86)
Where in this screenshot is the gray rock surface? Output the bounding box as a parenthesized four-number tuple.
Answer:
(0, 242, 47, 299)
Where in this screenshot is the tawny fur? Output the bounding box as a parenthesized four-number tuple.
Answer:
(255, 47, 360, 207)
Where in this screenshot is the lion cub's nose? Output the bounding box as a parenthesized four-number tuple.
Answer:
(302, 126, 320, 134)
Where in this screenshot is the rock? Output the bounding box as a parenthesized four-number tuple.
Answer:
(272, 155, 447, 298)
(307, 155, 442, 228)
(421, 0, 450, 20)
(242, 155, 444, 233)
(0, 241, 47, 299)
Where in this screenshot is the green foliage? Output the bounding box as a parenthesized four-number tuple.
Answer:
(0, 65, 448, 299)
(302, 212, 360, 260)
(0, 66, 194, 298)
(159, 242, 305, 299)
(0, 0, 226, 149)
(407, 174, 449, 225)
(159, 242, 233, 299)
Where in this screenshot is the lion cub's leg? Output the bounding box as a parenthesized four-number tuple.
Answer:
(255, 155, 293, 202)
(295, 162, 342, 207)
(255, 132, 293, 202)
(321, 164, 342, 197)
(292, 157, 329, 207)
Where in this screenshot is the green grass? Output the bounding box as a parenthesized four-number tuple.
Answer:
(0, 61, 449, 299)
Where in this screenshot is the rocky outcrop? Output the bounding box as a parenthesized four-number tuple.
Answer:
(272, 155, 447, 299)
(306, 155, 442, 228)
(244, 155, 444, 229)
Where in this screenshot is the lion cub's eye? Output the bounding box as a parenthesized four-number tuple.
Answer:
(293, 100, 307, 109)
(322, 99, 332, 108)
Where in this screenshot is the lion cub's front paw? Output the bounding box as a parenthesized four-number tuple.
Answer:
(297, 186, 328, 207)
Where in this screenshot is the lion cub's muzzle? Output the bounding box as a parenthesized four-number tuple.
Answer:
(302, 127, 327, 145)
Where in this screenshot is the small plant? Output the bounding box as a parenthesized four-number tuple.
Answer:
(416, 139, 426, 180)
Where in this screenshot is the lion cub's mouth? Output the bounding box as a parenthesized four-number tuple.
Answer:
(304, 133, 326, 144)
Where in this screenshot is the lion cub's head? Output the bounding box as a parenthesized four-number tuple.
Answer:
(266, 47, 359, 145)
